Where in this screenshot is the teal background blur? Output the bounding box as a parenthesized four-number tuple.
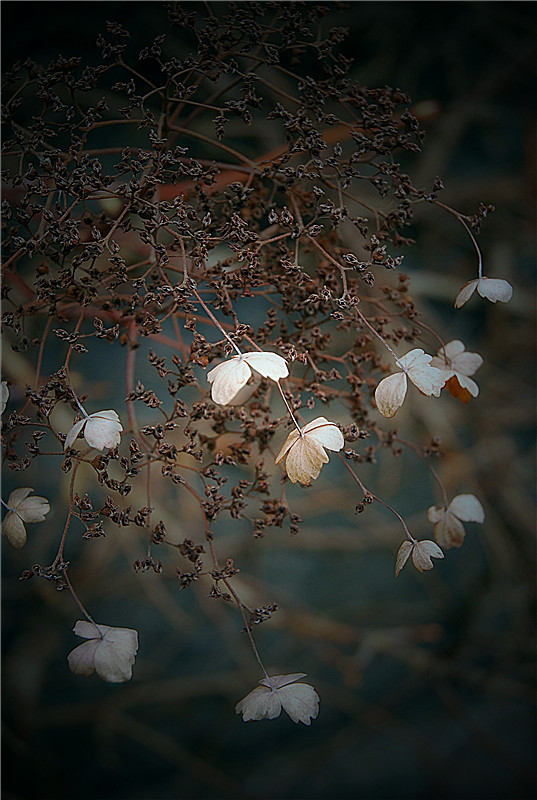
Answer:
(2, 3, 535, 799)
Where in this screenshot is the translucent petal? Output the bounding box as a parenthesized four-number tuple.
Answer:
(451, 351, 483, 377)
(73, 620, 108, 640)
(285, 436, 328, 485)
(260, 673, 307, 689)
(433, 512, 466, 549)
(427, 505, 446, 524)
(1, 381, 9, 414)
(303, 417, 344, 451)
(274, 429, 300, 465)
(477, 277, 513, 303)
(7, 487, 33, 509)
(454, 280, 478, 308)
(375, 372, 407, 418)
(412, 540, 444, 572)
(454, 373, 479, 397)
(278, 682, 320, 725)
(448, 493, 485, 523)
(84, 414, 122, 450)
(442, 340, 466, 360)
(2, 512, 27, 549)
(16, 495, 50, 523)
(407, 364, 446, 397)
(243, 351, 289, 381)
(235, 686, 282, 721)
(397, 348, 430, 371)
(207, 358, 251, 405)
(94, 627, 138, 683)
(67, 639, 100, 677)
(395, 541, 413, 577)
(64, 418, 86, 450)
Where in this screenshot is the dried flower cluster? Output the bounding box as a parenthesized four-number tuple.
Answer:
(1, 4, 510, 719)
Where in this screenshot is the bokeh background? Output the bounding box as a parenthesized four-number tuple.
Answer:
(2, 3, 536, 799)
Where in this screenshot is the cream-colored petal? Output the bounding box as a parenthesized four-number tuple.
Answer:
(395, 541, 413, 577)
(397, 348, 429, 371)
(427, 505, 446, 524)
(433, 512, 466, 549)
(84, 415, 122, 450)
(64, 418, 87, 450)
(207, 358, 252, 405)
(73, 620, 108, 640)
(67, 639, 100, 677)
(375, 372, 407, 418)
(1, 381, 9, 414)
(454, 373, 479, 397)
(235, 686, 282, 721)
(17, 495, 50, 523)
(275, 429, 301, 465)
(278, 682, 320, 725)
(454, 279, 478, 308)
(407, 363, 446, 397)
(7, 487, 33, 509)
(448, 494, 485, 523)
(243, 351, 289, 381)
(442, 340, 466, 360)
(260, 673, 307, 689)
(411, 540, 444, 571)
(285, 437, 328, 485)
(303, 417, 344, 451)
(477, 277, 513, 303)
(2, 511, 27, 549)
(94, 627, 138, 683)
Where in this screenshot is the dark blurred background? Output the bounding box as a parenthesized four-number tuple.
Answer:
(2, 3, 536, 799)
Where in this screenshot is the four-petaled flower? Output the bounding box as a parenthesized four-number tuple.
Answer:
(455, 277, 513, 308)
(207, 351, 289, 405)
(375, 349, 446, 418)
(427, 494, 485, 549)
(431, 340, 483, 403)
(235, 673, 320, 725)
(65, 409, 123, 451)
(275, 417, 344, 485)
(1, 487, 50, 549)
(67, 620, 139, 683)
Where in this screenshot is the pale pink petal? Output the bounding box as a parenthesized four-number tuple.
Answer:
(207, 358, 251, 405)
(395, 541, 413, 577)
(278, 682, 320, 725)
(375, 372, 407, 418)
(243, 352, 289, 381)
(2, 512, 27, 549)
(64, 418, 86, 450)
(448, 494, 485, 523)
(302, 417, 344, 451)
(433, 512, 466, 549)
(412, 540, 444, 572)
(454, 279, 478, 308)
(477, 277, 513, 303)
(67, 639, 100, 677)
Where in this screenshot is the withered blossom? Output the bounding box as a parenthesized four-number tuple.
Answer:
(455, 277, 513, 308)
(1, 487, 50, 549)
(65, 410, 123, 451)
(235, 673, 319, 724)
(375, 349, 446, 418)
(67, 620, 139, 683)
(395, 539, 444, 576)
(275, 417, 344, 485)
(207, 352, 288, 405)
(427, 494, 485, 548)
(431, 340, 483, 402)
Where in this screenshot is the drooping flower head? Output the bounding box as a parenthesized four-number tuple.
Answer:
(65, 409, 123, 451)
(375, 349, 446, 418)
(455, 277, 513, 308)
(235, 673, 320, 725)
(207, 351, 288, 405)
(430, 340, 483, 403)
(427, 493, 485, 548)
(275, 417, 344, 485)
(1, 487, 50, 549)
(395, 539, 444, 577)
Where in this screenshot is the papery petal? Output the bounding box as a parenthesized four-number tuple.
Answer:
(7, 487, 33, 509)
(412, 540, 444, 572)
(477, 277, 513, 304)
(442, 340, 466, 360)
(433, 512, 466, 549)
(395, 541, 413, 577)
(275, 429, 301, 465)
(285, 436, 328, 485)
(67, 639, 100, 677)
(73, 620, 108, 640)
(397, 348, 430, 371)
(407, 364, 446, 397)
(455, 280, 478, 308)
(451, 351, 483, 377)
(235, 686, 282, 721)
(94, 627, 138, 683)
(64, 418, 86, 450)
(260, 673, 307, 689)
(375, 372, 407, 418)
(2, 512, 27, 549)
(1, 381, 9, 414)
(17, 495, 50, 523)
(448, 494, 485, 523)
(84, 412, 122, 450)
(454, 373, 479, 398)
(302, 417, 344, 451)
(207, 358, 251, 405)
(243, 352, 289, 381)
(427, 505, 446, 524)
(278, 682, 320, 725)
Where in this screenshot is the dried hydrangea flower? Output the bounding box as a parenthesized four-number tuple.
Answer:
(455, 277, 513, 308)
(427, 494, 485, 549)
(430, 340, 483, 402)
(0, 381, 8, 414)
(207, 351, 288, 405)
(1, 487, 50, 549)
(67, 620, 139, 683)
(375, 349, 446, 418)
(64, 409, 123, 451)
(395, 539, 444, 577)
(235, 673, 319, 725)
(275, 417, 344, 485)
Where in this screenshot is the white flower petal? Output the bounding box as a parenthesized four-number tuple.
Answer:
(260, 673, 307, 689)
(275, 429, 301, 465)
(455, 373, 479, 397)
(84, 412, 123, 450)
(397, 348, 430, 371)
(1, 381, 9, 414)
(302, 417, 344, 451)
(411, 540, 444, 572)
(395, 541, 413, 577)
(207, 358, 252, 405)
(2, 511, 27, 549)
(242, 352, 289, 381)
(442, 340, 466, 360)
(427, 505, 446, 524)
(73, 620, 108, 639)
(94, 627, 139, 683)
(68, 639, 100, 677)
(64, 418, 86, 450)
(407, 363, 446, 397)
(278, 682, 320, 725)
(285, 437, 328, 485)
(448, 494, 485, 523)
(235, 686, 282, 721)
(7, 487, 33, 509)
(375, 372, 408, 418)
(16, 495, 50, 523)
(477, 277, 513, 304)
(451, 351, 483, 377)
(455, 279, 478, 308)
